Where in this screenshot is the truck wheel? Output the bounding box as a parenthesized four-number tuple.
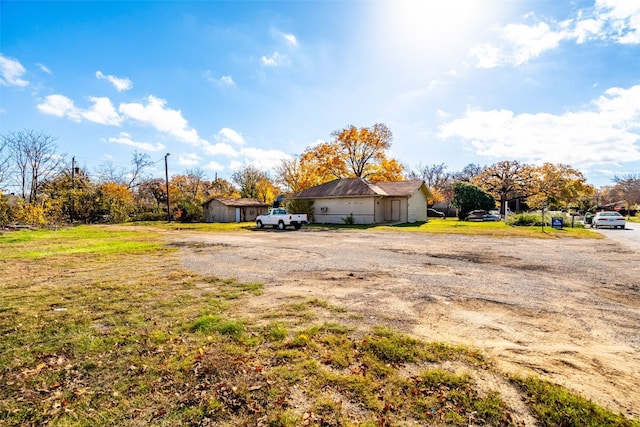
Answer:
(293, 223, 301, 230)
(278, 221, 285, 230)
(256, 220, 263, 229)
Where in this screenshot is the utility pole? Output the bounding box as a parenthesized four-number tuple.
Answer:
(165, 153, 171, 222)
(70, 156, 75, 223)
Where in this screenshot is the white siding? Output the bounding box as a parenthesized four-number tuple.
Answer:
(407, 188, 428, 222)
(313, 197, 377, 224)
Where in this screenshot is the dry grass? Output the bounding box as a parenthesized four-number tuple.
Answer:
(0, 225, 635, 426)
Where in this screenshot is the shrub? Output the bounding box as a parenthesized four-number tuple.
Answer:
(342, 213, 355, 224)
(508, 212, 544, 226)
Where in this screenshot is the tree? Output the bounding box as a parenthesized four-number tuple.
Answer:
(452, 163, 485, 182)
(0, 136, 11, 190)
(451, 182, 495, 219)
(231, 165, 278, 204)
(285, 123, 405, 190)
(275, 157, 313, 193)
(472, 160, 533, 212)
(97, 182, 135, 223)
(3, 130, 65, 203)
(137, 178, 168, 213)
(527, 163, 594, 210)
(169, 170, 212, 223)
(97, 151, 154, 189)
(409, 163, 453, 204)
(331, 123, 403, 180)
(207, 177, 238, 198)
(612, 173, 640, 212)
(39, 164, 97, 223)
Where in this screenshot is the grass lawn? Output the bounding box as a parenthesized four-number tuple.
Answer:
(0, 224, 633, 426)
(307, 217, 602, 239)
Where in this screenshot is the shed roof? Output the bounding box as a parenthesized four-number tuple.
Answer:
(294, 178, 426, 199)
(202, 197, 269, 207)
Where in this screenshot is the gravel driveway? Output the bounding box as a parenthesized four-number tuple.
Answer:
(174, 228, 640, 418)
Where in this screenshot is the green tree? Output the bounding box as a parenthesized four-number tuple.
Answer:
(39, 165, 97, 223)
(231, 165, 278, 204)
(472, 160, 533, 213)
(451, 182, 495, 219)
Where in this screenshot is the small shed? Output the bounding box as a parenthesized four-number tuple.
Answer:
(202, 197, 269, 223)
(294, 178, 430, 224)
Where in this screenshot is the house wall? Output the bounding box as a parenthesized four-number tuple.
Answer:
(203, 201, 233, 223)
(407, 189, 428, 222)
(203, 201, 268, 223)
(383, 198, 408, 223)
(312, 197, 377, 224)
(242, 206, 268, 222)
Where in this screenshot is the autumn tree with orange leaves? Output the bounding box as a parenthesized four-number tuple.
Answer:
(280, 123, 405, 192)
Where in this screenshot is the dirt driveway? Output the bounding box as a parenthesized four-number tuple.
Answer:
(175, 228, 640, 418)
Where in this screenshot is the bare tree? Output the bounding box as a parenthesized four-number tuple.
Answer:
(411, 162, 451, 189)
(0, 136, 12, 190)
(452, 163, 485, 182)
(4, 130, 65, 202)
(97, 151, 154, 189)
(613, 173, 640, 210)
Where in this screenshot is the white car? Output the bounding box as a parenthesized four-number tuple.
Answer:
(591, 211, 626, 229)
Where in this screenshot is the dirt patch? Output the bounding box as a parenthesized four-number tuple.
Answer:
(175, 229, 640, 419)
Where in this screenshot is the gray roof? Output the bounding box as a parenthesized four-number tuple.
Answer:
(294, 178, 426, 199)
(202, 197, 269, 207)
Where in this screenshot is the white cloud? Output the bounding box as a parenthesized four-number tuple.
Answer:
(204, 70, 235, 87)
(595, 0, 640, 43)
(203, 142, 239, 157)
(471, 22, 568, 68)
(216, 127, 246, 145)
(37, 94, 81, 120)
(82, 97, 123, 125)
(119, 96, 205, 145)
(37, 63, 52, 74)
(281, 33, 298, 47)
(178, 153, 201, 166)
(108, 132, 165, 152)
(220, 75, 235, 86)
(471, 1, 640, 68)
(37, 95, 122, 125)
(439, 85, 640, 167)
(0, 54, 29, 87)
(239, 147, 291, 171)
(261, 51, 289, 67)
(96, 70, 133, 92)
(205, 160, 224, 171)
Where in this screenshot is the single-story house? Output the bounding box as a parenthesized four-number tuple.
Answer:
(202, 197, 269, 223)
(294, 178, 430, 224)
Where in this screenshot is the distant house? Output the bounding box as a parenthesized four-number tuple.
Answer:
(202, 198, 269, 223)
(294, 178, 430, 224)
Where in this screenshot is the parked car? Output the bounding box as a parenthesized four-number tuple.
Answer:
(591, 211, 626, 229)
(464, 210, 501, 221)
(256, 208, 308, 230)
(427, 208, 445, 218)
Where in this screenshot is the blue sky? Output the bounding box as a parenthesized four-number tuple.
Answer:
(1, 0, 639, 188)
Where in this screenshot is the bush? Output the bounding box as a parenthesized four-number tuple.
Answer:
(508, 213, 544, 226)
(175, 200, 203, 223)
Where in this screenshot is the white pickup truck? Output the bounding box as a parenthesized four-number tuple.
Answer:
(256, 208, 308, 230)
